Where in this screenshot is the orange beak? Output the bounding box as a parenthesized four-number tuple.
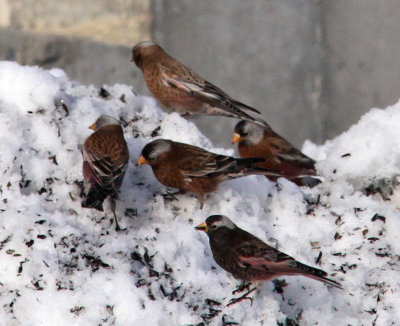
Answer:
(195, 221, 208, 232)
(136, 155, 149, 166)
(232, 133, 242, 144)
(89, 122, 96, 130)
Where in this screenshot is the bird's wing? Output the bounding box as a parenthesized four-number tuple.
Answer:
(175, 144, 236, 178)
(159, 63, 261, 115)
(266, 136, 315, 165)
(234, 238, 297, 272)
(83, 149, 113, 189)
(83, 146, 128, 191)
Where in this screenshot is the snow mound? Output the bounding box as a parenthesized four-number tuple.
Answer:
(0, 61, 400, 325)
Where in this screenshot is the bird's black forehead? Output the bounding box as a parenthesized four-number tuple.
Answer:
(206, 215, 224, 225)
(141, 143, 152, 159)
(141, 139, 171, 160)
(234, 120, 248, 134)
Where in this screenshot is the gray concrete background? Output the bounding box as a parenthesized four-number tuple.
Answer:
(152, 0, 324, 148)
(1, 1, 400, 148)
(322, 1, 400, 139)
(0, 28, 147, 95)
(1, 0, 150, 45)
(152, 0, 400, 147)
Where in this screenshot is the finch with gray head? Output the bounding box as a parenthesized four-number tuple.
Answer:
(131, 41, 268, 127)
(196, 215, 342, 304)
(136, 139, 283, 207)
(233, 120, 321, 187)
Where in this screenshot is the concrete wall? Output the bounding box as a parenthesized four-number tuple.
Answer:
(152, 0, 324, 148)
(0, 0, 150, 46)
(322, 0, 400, 139)
(0, 28, 147, 94)
(152, 0, 400, 148)
(0, 0, 150, 93)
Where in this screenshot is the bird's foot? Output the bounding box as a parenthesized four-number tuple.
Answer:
(227, 287, 257, 307)
(113, 219, 126, 232)
(112, 210, 126, 232)
(232, 281, 252, 295)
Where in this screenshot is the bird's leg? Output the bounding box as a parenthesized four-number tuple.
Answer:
(232, 281, 252, 295)
(110, 197, 125, 232)
(198, 194, 206, 209)
(227, 286, 257, 307)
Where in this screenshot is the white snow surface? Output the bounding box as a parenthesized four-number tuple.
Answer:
(0, 61, 399, 325)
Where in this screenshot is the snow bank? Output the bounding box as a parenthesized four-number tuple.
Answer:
(0, 61, 399, 325)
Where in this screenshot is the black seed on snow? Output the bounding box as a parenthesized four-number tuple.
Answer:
(151, 126, 161, 137)
(131, 252, 144, 264)
(25, 239, 34, 247)
(371, 214, 386, 223)
(315, 251, 322, 264)
(334, 232, 342, 240)
(205, 299, 221, 306)
(99, 87, 111, 99)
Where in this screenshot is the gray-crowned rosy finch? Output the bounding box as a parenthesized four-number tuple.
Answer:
(136, 139, 282, 206)
(195, 215, 342, 290)
(233, 120, 321, 187)
(131, 41, 268, 127)
(82, 115, 129, 230)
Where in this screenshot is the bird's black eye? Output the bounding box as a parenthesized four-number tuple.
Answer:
(211, 225, 217, 229)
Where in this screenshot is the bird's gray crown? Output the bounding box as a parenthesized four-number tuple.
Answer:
(206, 215, 236, 230)
(135, 41, 156, 49)
(142, 139, 172, 161)
(93, 115, 120, 130)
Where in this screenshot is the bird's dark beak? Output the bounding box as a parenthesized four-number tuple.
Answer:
(195, 221, 208, 232)
(232, 133, 242, 144)
(136, 155, 148, 166)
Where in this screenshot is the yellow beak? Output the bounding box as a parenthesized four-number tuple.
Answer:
(136, 155, 149, 166)
(232, 133, 243, 144)
(195, 221, 208, 232)
(89, 122, 96, 130)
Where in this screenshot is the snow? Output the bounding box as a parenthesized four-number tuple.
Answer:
(0, 61, 400, 325)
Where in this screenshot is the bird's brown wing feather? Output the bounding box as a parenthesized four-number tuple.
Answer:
(266, 136, 315, 166)
(232, 232, 296, 273)
(159, 63, 261, 116)
(83, 131, 129, 190)
(174, 143, 236, 178)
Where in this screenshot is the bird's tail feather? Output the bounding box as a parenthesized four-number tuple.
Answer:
(231, 99, 261, 114)
(296, 261, 343, 289)
(226, 157, 283, 179)
(81, 185, 112, 212)
(307, 273, 343, 289)
(249, 117, 270, 129)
